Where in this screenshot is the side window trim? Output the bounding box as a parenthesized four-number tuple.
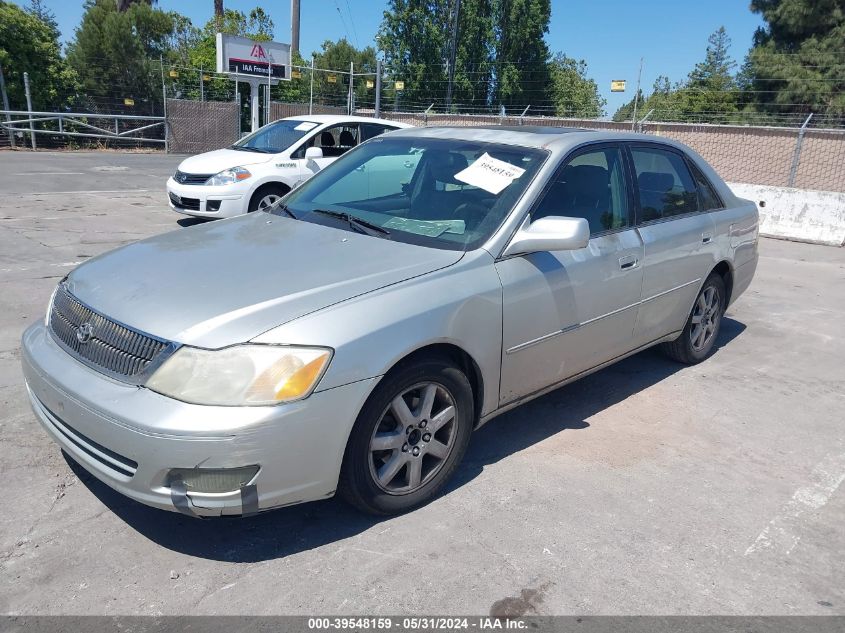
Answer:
(528, 140, 634, 238)
(625, 141, 703, 227)
(684, 156, 725, 211)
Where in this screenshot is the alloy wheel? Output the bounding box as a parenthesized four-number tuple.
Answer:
(368, 382, 457, 495)
(690, 285, 721, 351)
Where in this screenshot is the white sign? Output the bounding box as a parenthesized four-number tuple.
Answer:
(454, 153, 526, 195)
(216, 33, 291, 82)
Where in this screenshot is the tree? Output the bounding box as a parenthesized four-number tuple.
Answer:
(493, 0, 552, 110)
(0, 0, 76, 110)
(744, 0, 845, 120)
(451, 0, 496, 110)
(25, 0, 58, 34)
(612, 89, 643, 122)
(377, 0, 450, 109)
(310, 39, 378, 108)
(66, 0, 182, 112)
(548, 53, 605, 118)
(679, 26, 739, 121)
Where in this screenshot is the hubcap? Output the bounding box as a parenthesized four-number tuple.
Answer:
(368, 382, 457, 495)
(690, 285, 721, 352)
(257, 194, 280, 210)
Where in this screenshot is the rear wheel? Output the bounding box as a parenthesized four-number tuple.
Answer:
(247, 183, 288, 212)
(660, 273, 726, 364)
(339, 358, 474, 515)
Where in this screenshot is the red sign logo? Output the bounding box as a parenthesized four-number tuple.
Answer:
(250, 44, 266, 59)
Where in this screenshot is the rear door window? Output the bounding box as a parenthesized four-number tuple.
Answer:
(630, 146, 700, 221)
(361, 123, 399, 141)
(688, 161, 724, 211)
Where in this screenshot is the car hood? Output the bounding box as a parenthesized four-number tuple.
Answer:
(177, 148, 273, 174)
(64, 214, 464, 348)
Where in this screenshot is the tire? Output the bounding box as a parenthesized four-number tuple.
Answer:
(247, 183, 289, 213)
(660, 272, 726, 364)
(338, 357, 474, 515)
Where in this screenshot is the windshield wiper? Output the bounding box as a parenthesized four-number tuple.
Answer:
(310, 209, 391, 238)
(230, 145, 272, 153)
(270, 202, 297, 219)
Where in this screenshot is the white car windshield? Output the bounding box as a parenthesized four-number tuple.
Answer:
(231, 119, 318, 154)
(274, 137, 548, 251)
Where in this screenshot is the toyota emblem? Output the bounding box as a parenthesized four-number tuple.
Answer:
(76, 322, 94, 344)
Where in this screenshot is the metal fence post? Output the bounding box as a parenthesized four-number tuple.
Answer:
(788, 113, 813, 188)
(309, 56, 315, 115)
(347, 61, 354, 115)
(159, 56, 168, 153)
(23, 72, 36, 150)
(200, 63, 204, 102)
(375, 59, 382, 118)
(0, 62, 15, 148)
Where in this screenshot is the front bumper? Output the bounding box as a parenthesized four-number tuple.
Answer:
(21, 322, 377, 517)
(166, 178, 247, 219)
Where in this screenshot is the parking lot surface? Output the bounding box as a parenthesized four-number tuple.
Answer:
(1, 151, 843, 616)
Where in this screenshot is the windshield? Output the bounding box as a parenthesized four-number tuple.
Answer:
(273, 137, 547, 251)
(232, 119, 319, 154)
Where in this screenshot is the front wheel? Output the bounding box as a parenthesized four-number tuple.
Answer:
(338, 358, 474, 515)
(660, 273, 726, 364)
(247, 183, 289, 213)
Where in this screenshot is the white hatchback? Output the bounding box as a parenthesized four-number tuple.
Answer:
(166, 115, 412, 218)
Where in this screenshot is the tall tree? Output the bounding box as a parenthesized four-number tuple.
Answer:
(678, 26, 739, 121)
(451, 0, 495, 110)
(214, 0, 224, 30)
(0, 0, 76, 110)
(548, 54, 605, 118)
(745, 0, 845, 119)
(377, 0, 450, 109)
(492, 0, 552, 110)
(66, 0, 181, 112)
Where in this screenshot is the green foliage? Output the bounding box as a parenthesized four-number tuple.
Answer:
(745, 0, 845, 119)
(65, 0, 181, 112)
(612, 28, 740, 124)
(548, 54, 605, 117)
(0, 0, 76, 110)
(377, 0, 450, 109)
(493, 0, 552, 109)
(308, 39, 378, 107)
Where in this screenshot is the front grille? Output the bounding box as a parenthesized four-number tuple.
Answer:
(174, 170, 213, 185)
(169, 192, 200, 210)
(48, 283, 172, 382)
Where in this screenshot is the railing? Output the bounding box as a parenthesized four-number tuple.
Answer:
(0, 110, 166, 150)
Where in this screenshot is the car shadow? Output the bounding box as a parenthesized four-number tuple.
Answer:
(176, 217, 214, 228)
(67, 318, 746, 563)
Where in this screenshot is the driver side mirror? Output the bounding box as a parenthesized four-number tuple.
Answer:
(305, 147, 324, 159)
(502, 216, 590, 257)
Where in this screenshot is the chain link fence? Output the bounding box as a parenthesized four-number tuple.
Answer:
(3, 58, 845, 193)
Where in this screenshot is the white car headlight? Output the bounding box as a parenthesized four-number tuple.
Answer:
(206, 166, 252, 186)
(146, 345, 332, 406)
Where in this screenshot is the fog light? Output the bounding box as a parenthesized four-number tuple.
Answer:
(167, 465, 259, 493)
(206, 200, 222, 212)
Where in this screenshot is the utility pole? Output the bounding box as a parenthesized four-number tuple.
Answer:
(445, 0, 461, 112)
(160, 56, 168, 153)
(23, 72, 35, 150)
(631, 57, 643, 132)
(0, 62, 14, 148)
(291, 0, 301, 57)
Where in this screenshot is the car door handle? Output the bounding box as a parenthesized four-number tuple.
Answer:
(619, 256, 639, 270)
(702, 233, 713, 244)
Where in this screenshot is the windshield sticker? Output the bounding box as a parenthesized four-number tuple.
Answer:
(454, 152, 526, 195)
(383, 217, 466, 237)
(294, 121, 318, 131)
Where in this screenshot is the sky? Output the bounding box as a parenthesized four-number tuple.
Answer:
(12, 0, 765, 116)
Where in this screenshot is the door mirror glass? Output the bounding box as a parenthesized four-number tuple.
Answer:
(503, 216, 590, 257)
(305, 146, 323, 159)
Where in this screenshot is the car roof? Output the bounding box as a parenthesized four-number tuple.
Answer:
(283, 114, 412, 128)
(380, 125, 699, 156)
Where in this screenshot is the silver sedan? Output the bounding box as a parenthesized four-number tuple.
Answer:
(21, 126, 759, 516)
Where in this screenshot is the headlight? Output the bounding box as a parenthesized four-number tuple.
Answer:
(206, 166, 251, 186)
(146, 345, 332, 406)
